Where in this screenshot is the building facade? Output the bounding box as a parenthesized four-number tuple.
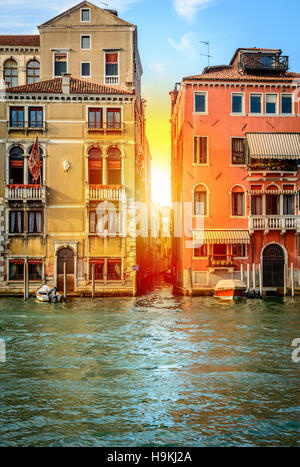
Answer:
(171, 47, 300, 295)
(0, 1, 151, 296)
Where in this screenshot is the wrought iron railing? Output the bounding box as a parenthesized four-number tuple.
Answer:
(209, 256, 234, 268)
(238, 53, 288, 73)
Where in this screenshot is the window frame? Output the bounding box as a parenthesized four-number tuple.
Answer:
(104, 51, 120, 85)
(26, 60, 40, 84)
(53, 50, 68, 78)
(193, 135, 209, 166)
(230, 137, 248, 167)
(281, 93, 293, 115)
(265, 93, 279, 115)
(232, 244, 247, 259)
(231, 187, 246, 217)
(9, 106, 24, 128)
(193, 184, 208, 217)
(250, 93, 263, 115)
(9, 211, 24, 234)
(231, 92, 245, 115)
(193, 242, 208, 259)
(194, 91, 208, 114)
(28, 106, 43, 128)
(80, 7, 91, 22)
(3, 59, 18, 88)
(81, 61, 91, 77)
(80, 35, 91, 50)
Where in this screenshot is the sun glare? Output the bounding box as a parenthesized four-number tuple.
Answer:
(151, 169, 171, 206)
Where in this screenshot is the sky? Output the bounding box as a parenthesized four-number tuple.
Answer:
(1, 0, 300, 205)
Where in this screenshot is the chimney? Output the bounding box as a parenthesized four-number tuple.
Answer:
(62, 73, 71, 94)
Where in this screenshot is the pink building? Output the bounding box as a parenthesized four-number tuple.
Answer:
(170, 48, 300, 295)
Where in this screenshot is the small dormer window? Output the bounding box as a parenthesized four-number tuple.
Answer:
(81, 8, 90, 22)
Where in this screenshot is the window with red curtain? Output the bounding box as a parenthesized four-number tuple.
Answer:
(89, 260, 104, 280)
(105, 53, 118, 76)
(9, 146, 24, 185)
(88, 147, 103, 185)
(107, 147, 121, 185)
(107, 259, 122, 281)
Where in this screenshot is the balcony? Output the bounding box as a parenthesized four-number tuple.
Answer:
(86, 185, 125, 202)
(105, 76, 119, 85)
(239, 53, 289, 73)
(209, 256, 235, 272)
(7, 122, 47, 134)
(87, 122, 124, 134)
(248, 160, 298, 175)
(249, 215, 300, 234)
(6, 185, 46, 202)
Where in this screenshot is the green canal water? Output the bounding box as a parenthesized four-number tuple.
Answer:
(0, 284, 300, 447)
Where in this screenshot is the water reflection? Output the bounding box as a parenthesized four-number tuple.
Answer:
(0, 285, 300, 446)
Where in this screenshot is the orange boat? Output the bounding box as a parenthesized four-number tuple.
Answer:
(214, 280, 246, 302)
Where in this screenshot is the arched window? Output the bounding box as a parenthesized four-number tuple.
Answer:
(107, 147, 121, 185)
(26, 60, 40, 84)
(4, 59, 18, 88)
(9, 146, 24, 185)
(88, 147, 103, 185)
(28, 145, 43, 184)
(231, 185, 245, 216)
(193, 184, 207, 216)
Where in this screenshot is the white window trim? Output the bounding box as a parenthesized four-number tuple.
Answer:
(80, 7, 91, 22)
(193, 91, 208, 114)
(281, 93, 294, 116)
(104, 50, 120, 85)
(265, 92, 279, 115)
(192, 135, 209, 166)
(80, 61, 91, 78)
(52, 50, 69, 78)
(249, 92, 263, 115)
(231, 92, 245, 115)
(230, 186, 247, 218)
(80, 34, 91, 51)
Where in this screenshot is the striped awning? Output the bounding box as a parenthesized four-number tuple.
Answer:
(246, 133, 300, 159)
(193, 230, 251, 244)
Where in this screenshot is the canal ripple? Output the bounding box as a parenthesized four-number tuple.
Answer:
(0, 286, 300, 446)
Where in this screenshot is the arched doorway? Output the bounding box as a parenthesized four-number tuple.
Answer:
(262, 244, 285, 287)
(57, 247, 75, 292)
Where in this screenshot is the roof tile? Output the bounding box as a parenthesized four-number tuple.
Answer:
(5, 76, 134, 95)
(0, 35, 40, 47)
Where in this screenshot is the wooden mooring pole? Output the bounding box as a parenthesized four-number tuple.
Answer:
(92, 263, 95, 299)
(64, 261, 67, 301)
(259, 263, 263, 297)
(23, 262, 29, 301)
(284, 264, 287, 297)
(252, 263, 256, 294)
(247, 264, 250, 296)
(291, 263, 295, 298)
(240, 264, 244, 282)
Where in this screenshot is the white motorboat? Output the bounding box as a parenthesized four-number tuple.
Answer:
(214, 280, 246, 302)
(36, 285, 61, 303)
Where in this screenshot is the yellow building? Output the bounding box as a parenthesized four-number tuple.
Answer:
(0, 1, 151, 296)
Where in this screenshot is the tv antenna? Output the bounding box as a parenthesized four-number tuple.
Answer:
(100, 2, 109, 8)
(199, 41, 212, 67)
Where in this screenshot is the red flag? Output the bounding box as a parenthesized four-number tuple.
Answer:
(28, 136, 41, 183)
